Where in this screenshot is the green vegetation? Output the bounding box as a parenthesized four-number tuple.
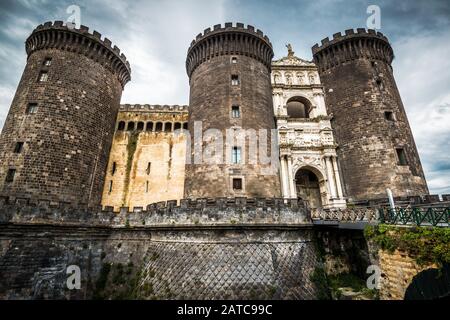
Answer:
(364, 224, 450, 267)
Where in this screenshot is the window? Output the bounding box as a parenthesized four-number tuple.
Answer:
(183, 122, 188, 130)
(38, 71, 48, 82)
(231, 105, 240, 118)
(26, 103, 38, 114)
(127, 122, 135, 131)
(232, 178, 243, 190)
(396, 148, 408, 166)
(384, 111, 395, 121)
(108, 180, 113, 193)
(111, 162, 117, 175)
(146, 162, 151, 175)
(232, 147, 241, 164)
(174, 122, 182, 130)
(155, 122, 163, 132)
(137, 122, 144, 131)
(117, 121, 125, 131)
(146, 181, 149, 193)
(43, 58, 52, 66)
(5, 169, 16, 183)
(146, 122, 153, 131)
(231, 57, 237, 64)
(14, 142, 24, 154)
(231, 75, 239, 86)
(164, 122, 172, 132)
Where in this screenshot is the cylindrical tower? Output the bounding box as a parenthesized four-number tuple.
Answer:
(0, 21, 131, 206)
(312, 28, 428, 201)
(184, 23, 281, 198)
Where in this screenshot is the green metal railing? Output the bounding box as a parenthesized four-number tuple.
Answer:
(379, 207, 450, 227)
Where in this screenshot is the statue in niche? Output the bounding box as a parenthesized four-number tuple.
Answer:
(286, 74, 293, 85)
(274, 73, 280, 84)
(309, 73, 315, 84)
(297, 73, 304, 84)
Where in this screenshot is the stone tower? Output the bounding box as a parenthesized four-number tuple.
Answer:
(184, 23, 281, 198)
(312, 29, 428, 201)
(0, 21, 131, 207)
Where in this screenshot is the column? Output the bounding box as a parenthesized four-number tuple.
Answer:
(280, 155, 289, 198)
(287, 156, 296, 198)
(332, 156, 344, 199)
(325, 156, 337, 199)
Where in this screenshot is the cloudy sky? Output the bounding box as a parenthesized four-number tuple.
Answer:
(0, 0, 449, 194)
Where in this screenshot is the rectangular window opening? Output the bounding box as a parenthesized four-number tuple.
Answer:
(108, 180, 113, 193)
(43, 58, 52, 66)
(231, 105, 240, 118)
(233, 178, 243, 190)
(38, 71, 48, 82)
(232, 147, 241, 164)
(26, 103, 38, 114)
(111, 162, 117, 175)
(384, 111, 395, 121)
(14, 142, 24, 153)
(5, 169, 16, 183)
(146, 162, 151, 175)
(231, 57, 237, 64)
(231, 75, 239, 86)
(146, 181, 149, 193)
(396, 148, 408, 166)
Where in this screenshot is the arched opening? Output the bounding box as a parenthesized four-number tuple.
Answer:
(404, 264, 450, 300)
(295, 168, 322, 208)
(174, 122, 182, 130)
(286, 96, 313, 118)
(183, 122, 188, 130)
(137, 122, 144, 131)
(127, 122, 135, 131)
(164, 122, 172, 132)
(146, 122, 153, 131)
(155, 122, 163, 132)
(117, 121, 125, 131)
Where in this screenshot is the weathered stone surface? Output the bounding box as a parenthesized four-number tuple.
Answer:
(312, 29, 428, 201)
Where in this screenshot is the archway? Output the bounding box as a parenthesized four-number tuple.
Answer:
(404, 264, 450, 300)
(295, 168, 323, 208)
(286, 96, 313, 118)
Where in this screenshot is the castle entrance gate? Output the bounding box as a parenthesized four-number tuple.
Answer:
(295, 168, 322, 209)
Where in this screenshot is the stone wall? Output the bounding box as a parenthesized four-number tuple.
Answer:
(0, 197, 320, 300)
(378, 249, 436, 300)
(101, 105, 188, 211)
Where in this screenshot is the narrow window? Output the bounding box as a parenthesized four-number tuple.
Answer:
(232, 147, 241, 164)
(127, 122, 135, 131)
(137, 122, 144, 131)
(108, 180, 113, 193)
(231, 105, 240, 118)
(384, 111, 395, 121)
(174, 122, 182, 130)
(26, 103, 38, 114)
(5, 169, 16, 183)
(146, 181, 149, 193)
(111, 162, 117, 175)
(396, 148, 408, 166)
(43, 58, 52, 66)
(164, 122, 172, 132)
(232, 178, 243, 190)
(376, 78, 384, 90)
(117, 121, 125, 131)
(146, 122, 153, 131)
(155, 122, 163, 132)
(146, 162, 151, 175)
(231, 57, 237, 64)
(14, 142, 24, 154)
(38, 71, 48, 82)
(183, 122, 188, 130)
(231, 75, 239, 86)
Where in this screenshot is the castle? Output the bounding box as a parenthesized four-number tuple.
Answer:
(0, 21, 436, 300)
(0, 21, 429, 211)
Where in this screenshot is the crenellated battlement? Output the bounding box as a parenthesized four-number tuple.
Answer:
(0, 196, 310, 227)
(26, 21, 131, 87)
(119, 104, 189, 113)
(311, 28, 394, 72)
(186, 22, 274, 78)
